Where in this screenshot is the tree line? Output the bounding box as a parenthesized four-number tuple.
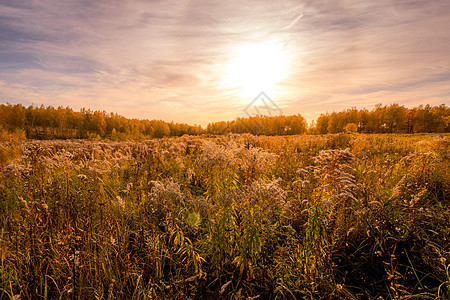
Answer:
(0, 103, 449, 141)
(312, 103, 449, 134)
(0, 104, 202, 140)
(206, 114, 308, 135)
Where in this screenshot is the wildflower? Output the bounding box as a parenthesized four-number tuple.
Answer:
(147, 180, 184, 220)
(197, 141, 234, 169)
(248, 178, 287, 204)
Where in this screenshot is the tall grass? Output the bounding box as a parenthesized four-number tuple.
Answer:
(0, 133, 449, 299)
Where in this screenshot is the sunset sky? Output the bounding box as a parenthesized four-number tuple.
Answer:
(1, 0, 449, 126)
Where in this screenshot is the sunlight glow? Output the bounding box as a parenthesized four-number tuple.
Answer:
(222, 42, 290, 97)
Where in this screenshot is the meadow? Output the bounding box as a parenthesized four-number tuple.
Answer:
(0, 133, 449, 299)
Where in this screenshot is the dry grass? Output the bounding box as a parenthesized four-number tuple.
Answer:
(0, 133, 449, 299)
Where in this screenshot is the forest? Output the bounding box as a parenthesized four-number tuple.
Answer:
(0, 103, 449, 141)
(0, 104, 203, 140)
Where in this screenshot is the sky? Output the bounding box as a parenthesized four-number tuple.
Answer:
(1, 0, 450, 126)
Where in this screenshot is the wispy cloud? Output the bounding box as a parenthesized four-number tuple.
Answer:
(0, 0, 449, 125)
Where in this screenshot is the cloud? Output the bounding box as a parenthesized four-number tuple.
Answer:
(0, 0, 449, 126)
(280, 12, 304, 31)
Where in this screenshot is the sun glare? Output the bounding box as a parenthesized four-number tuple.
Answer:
(223, 42, 290, 97)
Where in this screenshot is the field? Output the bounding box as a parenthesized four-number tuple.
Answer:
(0, 133, 449, 299)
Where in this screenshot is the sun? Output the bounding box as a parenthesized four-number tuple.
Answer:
(222, 42, 290, 97)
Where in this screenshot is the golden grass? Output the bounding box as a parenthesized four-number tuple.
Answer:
(0, 133, 449, 299)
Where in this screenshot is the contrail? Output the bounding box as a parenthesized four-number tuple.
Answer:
(280, 11, 304, 31)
